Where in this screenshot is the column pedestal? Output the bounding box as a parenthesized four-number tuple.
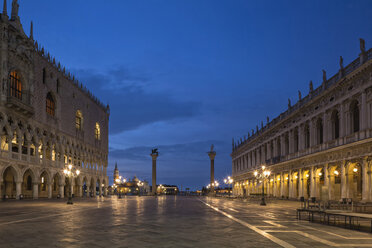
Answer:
(151, 153, 159, 196)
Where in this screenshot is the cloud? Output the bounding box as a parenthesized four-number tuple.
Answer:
(73, 66, 202, 134)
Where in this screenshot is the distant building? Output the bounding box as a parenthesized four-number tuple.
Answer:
(232, 40, 372, 202)
(157, 184, 179, 195)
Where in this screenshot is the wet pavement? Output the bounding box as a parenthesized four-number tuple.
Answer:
(0, 196, 372, 247)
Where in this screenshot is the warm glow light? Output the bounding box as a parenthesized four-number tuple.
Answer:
(68, 164, 72, 170)
(262, 165, 266, 170)
(254, 171, 258, 177)
(285, 177, 288, 180)
(224, 179, 227, 183)
(295, 175, 298, 179)
(277, 178, 280, 181)
(318, 172, 322, 176)
(41, 177, 44, 183)
(63, 169, 68, 175)
(334, 170, 339, 175)
(270, 179, 274, 182)
(76, 170, 80, 176)
(306, 174, 309, 178)
(353, 168, 358, 173)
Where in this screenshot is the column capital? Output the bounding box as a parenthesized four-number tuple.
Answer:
(151, 154, 159, 161)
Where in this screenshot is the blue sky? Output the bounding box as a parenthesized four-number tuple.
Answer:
(17, 0, 372, 190)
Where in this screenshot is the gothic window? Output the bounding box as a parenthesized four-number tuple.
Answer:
(75, 110, 83, 130)
(46, 93, 55, 116)
(350, 100, 360, 133)
(10, 71, 22, 100)
(43, 68, 46, 84)
(56, 79, 60, 93)
(95, 123, 101, 140)
(316, 118, 323, 144)
(331, 110, 340, 139)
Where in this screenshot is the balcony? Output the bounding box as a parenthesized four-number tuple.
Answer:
(5, 85, 34, 117)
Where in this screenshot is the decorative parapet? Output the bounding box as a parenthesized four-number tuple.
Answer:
(233, 46, 372, 153)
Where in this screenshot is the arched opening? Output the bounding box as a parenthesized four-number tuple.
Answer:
(304, 124, 310, 149)
(316, 118, 323, 145)
(315, 168, 325, 200)
(64, 177, 70, 198)
(2, 167, 17, 199)
(96, 179, 101, 196)
(52, 173, 60, 198)
(46, 92, 55, 117)
(329, 166, 341, 201)
(331, 110, 340, 139)
(39, 171, 48, 198)
(276, 138, 281, 157)
(350, 100, 360, 133)
(302, 170, 310, 199)
(9, 70, 22, 100)
(292, 171, 299, 198)
(293, 128, 299, 153)
(22, 169, 35, 198)
(347, 163, 362, 201)
(284, 133, 289, 155)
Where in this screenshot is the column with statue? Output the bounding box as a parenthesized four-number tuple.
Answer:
(207, 145, 216, 195)
(151, 148, 159, 196)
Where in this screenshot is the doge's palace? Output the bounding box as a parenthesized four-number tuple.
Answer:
(232, 39, 372, 203)
(0, 0, 109, 199)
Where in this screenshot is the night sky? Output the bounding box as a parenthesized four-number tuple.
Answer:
(17, 0, 372, 190)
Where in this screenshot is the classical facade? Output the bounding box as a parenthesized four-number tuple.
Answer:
(0, 1, 109, 199)
(232, 39, 372, 202)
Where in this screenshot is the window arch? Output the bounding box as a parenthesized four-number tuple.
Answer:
(10, 71, 22, 100)
(46, 92, 55, 116)
(95, 123, 101, 140)
(293, 128, 299, 152)
(316, 118, 323, 144)
(331, 110, 340, 139)
(75, 110, 83, 130)
(350, 100, 360, 133)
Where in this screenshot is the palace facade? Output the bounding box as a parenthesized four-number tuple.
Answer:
(232, 40, 372, 202)
(0, 1, 109, 199)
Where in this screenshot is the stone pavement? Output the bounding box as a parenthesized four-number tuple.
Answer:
(0, 196, 372, 247)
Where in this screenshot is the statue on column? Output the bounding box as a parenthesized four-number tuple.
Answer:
(322, 70, 327, 83)
(360, 38, 366, 53)
(288, 98, 291, 109)
(298, 90, 302, 101)
(339, 56, 344, 69)
(309, 81, 314, 93)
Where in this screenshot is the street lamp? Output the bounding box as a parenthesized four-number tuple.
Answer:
(137, 180, 144, 196)
(224, 176, 234, 197)
(63, 164, 80, 205)
(253, 165, 271, 206)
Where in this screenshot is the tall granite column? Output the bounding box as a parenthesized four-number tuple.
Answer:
(151, 151, 159, 196)
(207, 146, 216, 193)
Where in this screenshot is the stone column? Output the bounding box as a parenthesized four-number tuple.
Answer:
(362, 158, 369, 202)
(59, 183, 64, 199)
(16, 181, 22, 200)
(48, 184, 52, 199)
(323, 112, 328, 143)
(33, 183, 38, 199)
(26, 140, 31, 162)
(99, 184, 102, 196)
(341, 161, 347, 199)
(324, 164, 329, 201)
(288, 171, 293, 198)
(8, 135, 12, 159)
(208, 150, 216, 193)
(280, 172, 284, 197)
(289, 131, 294, 154)
(79, 184, 83, 197)
(299, 169, 303, 198)
(151, 152, 159, 195)
(310, 167, 316, 198)
(17, 137, 22, 160)
(86, 183, 90, 197)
